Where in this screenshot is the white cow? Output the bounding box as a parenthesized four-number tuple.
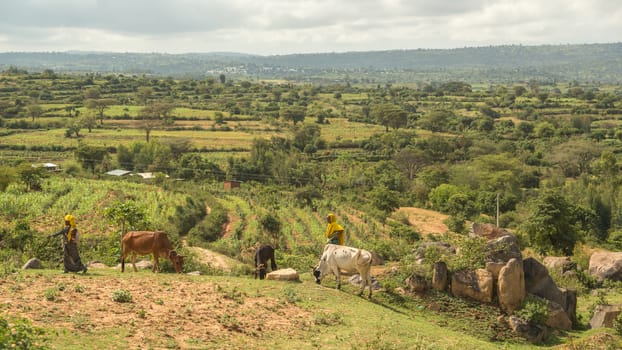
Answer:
(313, 244, 373, 298)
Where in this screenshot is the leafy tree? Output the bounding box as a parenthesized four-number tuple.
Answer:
(170, 196, 207, 236)
(292, 124, 323, 153)
(366, 185, 401, 221)
(371, 104, 408, 131)
(86, 98, 115, 125)
(547, 139, 602, 177)
(418, 110, 453, 132)
(75, 143, 108, 174)
(0, 166, 17, 191)
(104, 200, 147, 235)
(17, 164, 48, 191)
(260, 213, 282, 247)
(26, 104, 43, 121)
(393, 148, 430, 180)
(429, 184, 462, 213)
(518, 190, 578, 255)
(140, 102, 175, 142)
(280, 105, 306, 125)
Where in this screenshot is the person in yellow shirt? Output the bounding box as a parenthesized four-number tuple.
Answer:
(325, 213, 345, 245)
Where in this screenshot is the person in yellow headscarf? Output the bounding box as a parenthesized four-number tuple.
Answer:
(325, 213, 345, 245)
(50, 214, 87, 274)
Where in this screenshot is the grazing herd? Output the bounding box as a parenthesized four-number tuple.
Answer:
(121, 231, 374, 297)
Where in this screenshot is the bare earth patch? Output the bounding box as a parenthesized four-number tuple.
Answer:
(0, 272, 311, 349)
(397, 207, 449, 236)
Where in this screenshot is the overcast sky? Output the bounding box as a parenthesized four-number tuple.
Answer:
(0, 0, 620, 55)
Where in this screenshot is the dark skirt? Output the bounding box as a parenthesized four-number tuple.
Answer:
(63, 242, 86, 272)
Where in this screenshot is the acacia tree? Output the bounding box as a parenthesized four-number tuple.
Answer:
(86, 98, 115, 125)
(280, 105, 306, 125)
(140, 102, 174, 142)
(371, 104, 408, 131)
(26, 104, 43, 121)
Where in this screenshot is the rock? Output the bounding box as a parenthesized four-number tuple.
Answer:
(508, 316, 548, 344)
(349, 274, 382, 290)
(370, 251, 385, 265)
(470, 222, 511, 240)
(590, 304, 622, 329)
(523, 258, 577, 326)
(432, 261, 448, 291)
(498, 258, 525, 315)
(186, 271, 203, 276)
(116, 260, 153, 271)
(266, 268, 299, 281)
(485, 261, 506, 280)
(451, 269, 493, 303)
(485, 234, 522, 264)
(405, 273, 427, 293)
(589, 251, 622, 282)
(87, 261, 108, 269)
(22, 258, 42, 269)
(546, 301, 572, 331)
(543, 256, 575, 273)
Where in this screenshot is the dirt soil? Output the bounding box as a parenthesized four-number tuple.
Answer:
(0, 272, 311, 349)
(397, 207, 449, 236)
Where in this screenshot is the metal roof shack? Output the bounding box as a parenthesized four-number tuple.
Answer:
(105, 169, 132, 176)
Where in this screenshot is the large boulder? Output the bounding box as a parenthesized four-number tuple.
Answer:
(543, 256, 575, 273)
(590, 304, 622, 329)
(266, 268, 300, 281)
(545, 301, 572, 331)
(485, 234, 522, 264)
(432, 261, 448, 291)
(498, 258, 525, 315)
(470, 222, 510, 240)
(405, 273, 427, 293)
(451, 269, 493, 303)
(523, 258, 577, 325)
(588, 251, 622, 282)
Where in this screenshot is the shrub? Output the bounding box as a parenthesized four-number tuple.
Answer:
(515, 295, 548, 325)
(613, 312, 622, 336)
(112, 289, 132, 303)
(0, 316, 47, 350)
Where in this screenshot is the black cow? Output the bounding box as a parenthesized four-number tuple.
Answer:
(255, 245, 277, 279)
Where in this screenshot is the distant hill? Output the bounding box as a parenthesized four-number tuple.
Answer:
(1, 43, 621, 83)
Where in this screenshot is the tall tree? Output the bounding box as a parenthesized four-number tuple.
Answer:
(140, 102, 174, 142)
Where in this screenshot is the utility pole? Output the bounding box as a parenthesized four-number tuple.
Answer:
(496, 193, 500, 227)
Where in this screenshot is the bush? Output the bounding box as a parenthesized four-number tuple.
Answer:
(0, 316, 47, 350)
(515, 295, 548, 325)
(112, 289, 132, 303)
(613, 312, 622, 336)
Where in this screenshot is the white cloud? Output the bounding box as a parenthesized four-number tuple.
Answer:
(0, 0, 619, 54)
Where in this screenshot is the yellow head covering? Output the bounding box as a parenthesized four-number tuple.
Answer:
(325, 213, 344, 244)
(64, 214, 76, 241)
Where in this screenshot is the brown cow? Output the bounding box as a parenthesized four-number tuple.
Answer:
(121, 231, 184, 273)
